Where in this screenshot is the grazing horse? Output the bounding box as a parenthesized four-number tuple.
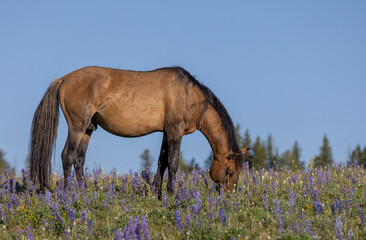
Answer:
(29, 66, 248, 196)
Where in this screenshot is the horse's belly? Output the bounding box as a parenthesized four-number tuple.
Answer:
(94, 102, 165, 137)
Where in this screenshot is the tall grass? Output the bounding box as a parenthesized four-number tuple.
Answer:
(0, 164, 365, 239)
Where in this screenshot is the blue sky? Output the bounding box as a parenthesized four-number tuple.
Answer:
(1, 1, 365, 174)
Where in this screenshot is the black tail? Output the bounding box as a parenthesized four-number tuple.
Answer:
(29, 78, 63, 188)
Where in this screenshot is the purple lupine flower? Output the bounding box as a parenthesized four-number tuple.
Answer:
(93, 191, 97, 204)
(272, 181, 277, 196)
(141, 168, 151, 185)
(357, 203, 365, 227)
(67, 207, 75, 223)
(293, 221, 298, 234)
(114, 229, 123, 240)
(57, 188, 63, 204)
(185, 213, 191, 229)
(288, 190, 294, 212)
(162, 192, 167, 207)
(38, 191, 43, 205)
(25, 227, 33, 240)
(81, 211, 87, 224)
(88, 219, 93, 234)
(335, 199, 343, 214)
(331, 203, 336, 216)
(175, 209, 184, 233)
(344, 200, 350, 213)
(17, 228, 23, 239)
(348, 229, 354, 240)
(192, 204, 199, 218)
(45, 190, 52, 207)
(274, 199, 284, 235)
(335, 217, 344, 240)
(141, 215, 151, 240)
(64, 230, 70, 239)
(52, 202, 64, 225)
(123, 216, 139, 239)
(86, 196, 90, 206)
(195, 190, 202, 208)
(219, 208, 227, 225)
(314, 199, 324, 214)
(349, 188, 355, 201)
(71, 191, 77, 203)
(131, 173, 142, 193)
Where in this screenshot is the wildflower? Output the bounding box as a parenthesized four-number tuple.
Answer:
(131, 173, 142, 193)
(335, 217, 344, 240)
(182, 210, 189, 229)
(81, 211, 87, 224)
(349, 187, 354, 201)
(314, 199, 324, 214)
(17, 228, 23, 239)
(45, 190, 52, 207)
(357, 203, 365, 227)
(348, 229, 354, 240)
(162, 192, 167, 207)
(175, 209, 184, 233)
(88, 219, 93, 234)
(51, 202, 63, 225)
(274, 199, 284, 235)
(85, 196, 90, 206)
(64, 230, 70, 239)
(25, 227, 33, 240)
(113, 229, 123, 240)
(141, 215, 151, 240)
(218, 209, 227, 225)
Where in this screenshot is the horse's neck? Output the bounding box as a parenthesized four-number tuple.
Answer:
(199, 106, 230, 157)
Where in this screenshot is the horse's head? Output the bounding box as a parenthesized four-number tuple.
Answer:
(209, 147, 250, 193)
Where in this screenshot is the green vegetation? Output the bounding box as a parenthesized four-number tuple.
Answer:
(0, 164, 365, 239)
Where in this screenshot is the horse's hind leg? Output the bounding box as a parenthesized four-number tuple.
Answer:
(74, 128, 93, 183)
(153, 133, 168, 199)
(61, 129, 84, 185)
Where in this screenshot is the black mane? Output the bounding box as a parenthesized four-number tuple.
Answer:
(168, 67, 244, 169)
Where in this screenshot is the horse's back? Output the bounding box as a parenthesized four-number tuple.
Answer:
(58, 66, 205, 137)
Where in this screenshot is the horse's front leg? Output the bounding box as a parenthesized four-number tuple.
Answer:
(166, 137, 182, 194)
(153, 133, 168, 199)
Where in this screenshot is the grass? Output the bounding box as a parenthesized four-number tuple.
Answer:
(0, 164, 365, 239)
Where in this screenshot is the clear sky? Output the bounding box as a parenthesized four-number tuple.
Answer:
(1, 1, 365, 174)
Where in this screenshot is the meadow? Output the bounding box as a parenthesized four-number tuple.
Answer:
(0, 163, 365, 239)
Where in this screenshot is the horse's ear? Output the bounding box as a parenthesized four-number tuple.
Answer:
(241, 147, 250, 154)
(227, 153, 240, 160)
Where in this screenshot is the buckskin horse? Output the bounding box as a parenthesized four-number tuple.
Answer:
(29, 66, 249, 196)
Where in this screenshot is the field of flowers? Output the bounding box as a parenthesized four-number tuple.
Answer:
(0, 163, 365, 239)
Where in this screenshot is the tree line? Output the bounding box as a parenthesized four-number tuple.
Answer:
(0, 129, 365, 174)
(140, 125, 363, 171)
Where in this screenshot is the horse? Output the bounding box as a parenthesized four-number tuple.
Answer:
(29, 66, 248, 196)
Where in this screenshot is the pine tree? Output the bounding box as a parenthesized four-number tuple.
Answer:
(349, 145, 366, 167)
(266, 134, 276, 168)
(0, 150, 15, 175)
(243, 129, 252, 147)
(292, 141, 304, 170)
(278, 150, 293, 168)
(178, 152, 190, 171)
(140, 149, 153, 170)
(235, 124, 245, 148)
(252, 136, 266, 168)
(0, 150, 10, 171)
(314, 135, 333, 168)
(204, 152, 213, 170)
(243, 129, 254, 167)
